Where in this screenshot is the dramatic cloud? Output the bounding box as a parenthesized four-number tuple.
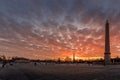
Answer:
(0, 0, 120, 59)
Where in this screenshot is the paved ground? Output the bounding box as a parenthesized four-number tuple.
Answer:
(0, 63, 120, 80)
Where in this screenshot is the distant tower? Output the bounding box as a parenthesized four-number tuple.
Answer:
(104, 20, 111, 64)
(73, 52, 75, 62)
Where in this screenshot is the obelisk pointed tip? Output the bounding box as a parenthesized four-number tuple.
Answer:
(106, 19, 109, 24)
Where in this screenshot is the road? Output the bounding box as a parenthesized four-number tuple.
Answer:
(0, 63, 120, 80)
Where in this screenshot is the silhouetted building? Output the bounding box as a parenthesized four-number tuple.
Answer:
(104, 20, 111, 64)
(65, 56, 72, 62)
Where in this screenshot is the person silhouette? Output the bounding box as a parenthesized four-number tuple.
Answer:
(2, 55, 7, 68)
(34, 62, 37, 66)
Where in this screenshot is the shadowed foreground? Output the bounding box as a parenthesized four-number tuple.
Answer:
(0, 63, 120, 80)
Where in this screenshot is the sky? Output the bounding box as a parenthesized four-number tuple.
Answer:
(0, 0, 120, 60)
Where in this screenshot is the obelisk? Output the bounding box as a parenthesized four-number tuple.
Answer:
(104, 20, 111, 64)
(73, 52, 75, 62)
